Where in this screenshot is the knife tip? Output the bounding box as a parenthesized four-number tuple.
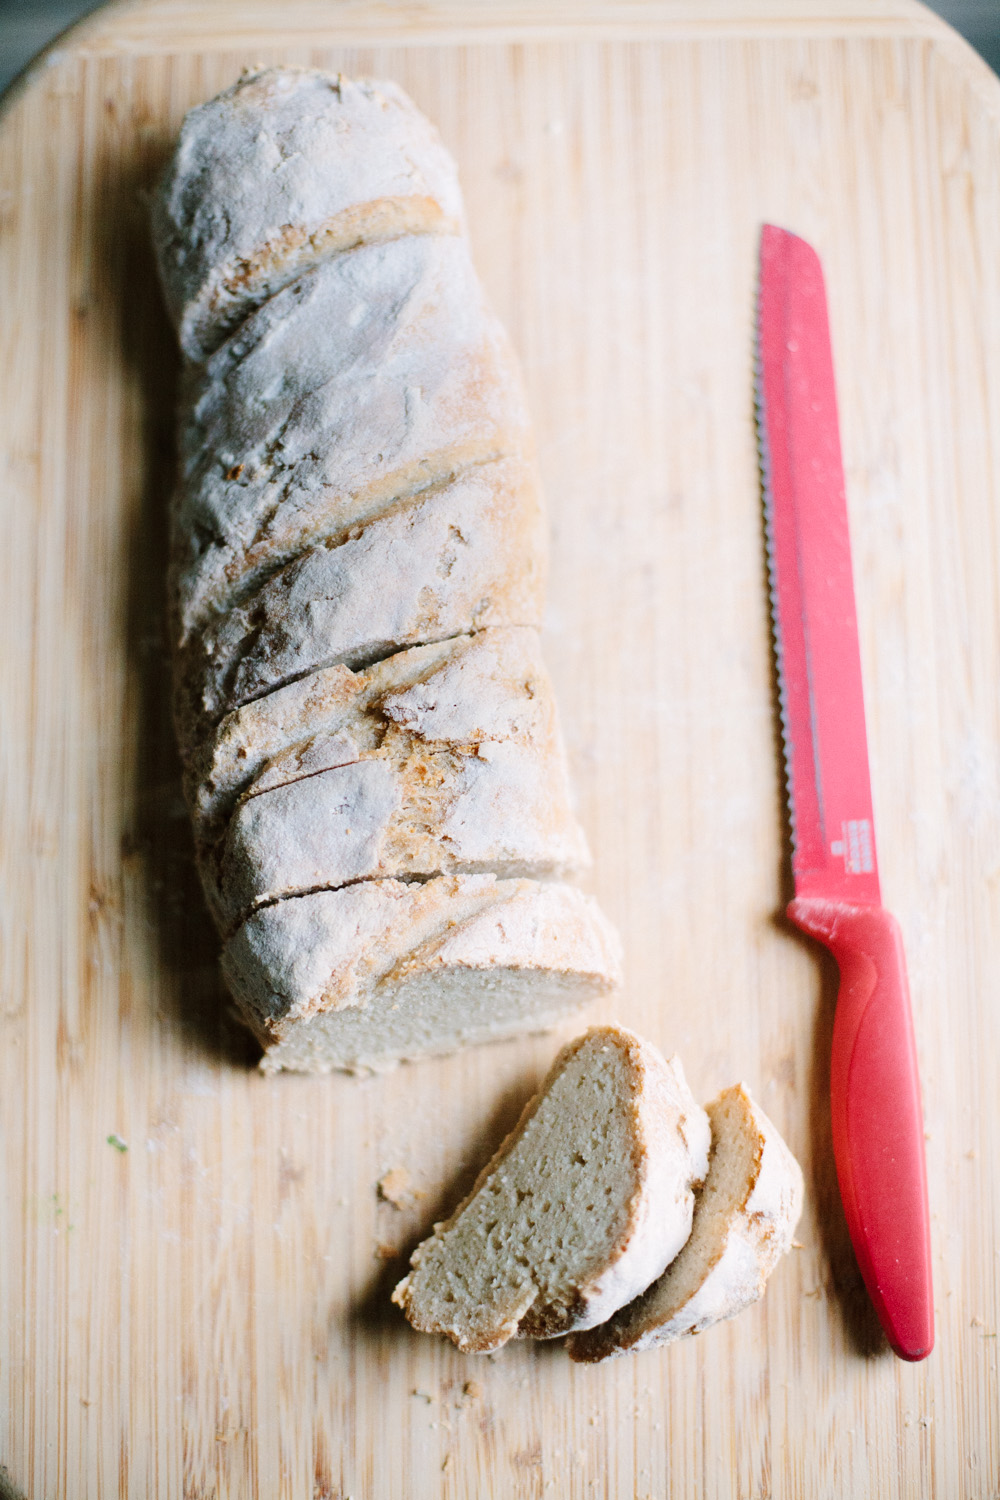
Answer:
(759, 224, 825, 287)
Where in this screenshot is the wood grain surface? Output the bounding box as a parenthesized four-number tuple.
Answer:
(2, 2, 999, 1495)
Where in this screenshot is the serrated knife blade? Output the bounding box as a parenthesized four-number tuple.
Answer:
(757, 224, 933, 1361)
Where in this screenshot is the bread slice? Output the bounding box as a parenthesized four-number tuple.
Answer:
(175, 455, 546, 747)
(221, 877, 623, 1073)
(568, 1084, 804, 1362)
(202, 627, 589, 929)
(391, 1027, 710, 1351)
(173, 234, 532, 635)
(153, 68, 465, 359)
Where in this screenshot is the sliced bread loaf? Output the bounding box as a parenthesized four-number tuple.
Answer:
(568, 1083, 804, 1361)
(154, 71, 621, 1069)
(391, 1027, 710, 1351)
(153, 68, 464, 360)
(222, 878, 623, 1073)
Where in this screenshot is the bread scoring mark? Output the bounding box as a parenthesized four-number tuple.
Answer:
(178, 446, 512, 636)
(194, 197, 461, 358)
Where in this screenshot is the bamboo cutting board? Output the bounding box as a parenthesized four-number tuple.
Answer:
(2, 2, 999, 1495)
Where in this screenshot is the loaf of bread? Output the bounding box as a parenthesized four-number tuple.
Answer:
(153, 69, 620, 1069)
(391, 1027, 711, 1349)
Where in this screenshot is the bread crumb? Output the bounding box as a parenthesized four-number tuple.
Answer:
(377, 1167, 411, 1208)
(462, 1380, 483, 1400)
(374, 1242, 397, 1260)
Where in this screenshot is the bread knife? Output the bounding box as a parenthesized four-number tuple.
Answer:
(756, 224, 933, 1361)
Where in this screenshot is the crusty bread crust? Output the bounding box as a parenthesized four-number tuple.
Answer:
(185, 638, 461, 843)
(171, 235, 533, 638)
(201, 627, 590, 932)
(173, 457, 547, 754)
(153, 68, 464, 360)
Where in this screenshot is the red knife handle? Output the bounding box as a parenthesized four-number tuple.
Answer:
(787, 898, 933, 1361)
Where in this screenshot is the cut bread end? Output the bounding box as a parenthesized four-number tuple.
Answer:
(391, 1027, 710, 1351)
(568, 1083, 804, 1362)
(220, 876, 622, 1074)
